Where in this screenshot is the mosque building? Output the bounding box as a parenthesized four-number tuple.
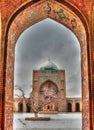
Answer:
(13, 59, 82, 113)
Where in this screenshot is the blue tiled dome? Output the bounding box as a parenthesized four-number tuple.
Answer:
(40, 58, 58, 70)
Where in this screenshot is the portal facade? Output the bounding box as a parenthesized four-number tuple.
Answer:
(13, 60, 82, 113)
(1, 0, 93, 130)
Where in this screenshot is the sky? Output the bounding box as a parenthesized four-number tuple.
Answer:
(14, 18, 81, 98)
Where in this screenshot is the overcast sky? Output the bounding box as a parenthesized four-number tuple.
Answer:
(14, 18, 81, 98)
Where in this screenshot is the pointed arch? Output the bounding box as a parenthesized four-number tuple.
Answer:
(26, 105, 31, 113)
(18, 102, 23, 112)
(76, 103, 80, 112)
(2, 0, 91, 130)
(40, 79, 58, 94)
(67, 102, 72, 112)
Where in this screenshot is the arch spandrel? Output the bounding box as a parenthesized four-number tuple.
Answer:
(4, 0, 90, 130)
(40, 79, 58, 91)
(8, 0, 86, 46)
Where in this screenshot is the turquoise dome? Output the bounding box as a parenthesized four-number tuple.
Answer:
(40, 59, 58, 70)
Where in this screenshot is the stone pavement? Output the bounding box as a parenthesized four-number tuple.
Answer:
(13, 113, 82, 130)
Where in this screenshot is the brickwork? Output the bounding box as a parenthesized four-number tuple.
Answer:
(90, 4, 94, 129)
(67, 0, 91, 20)
(13, 97, 82, 113)
(67, 98, 82, 112)
(13, 98, 28, 112)
(0, 0, 93, 130)
(33, 70, 66, 112)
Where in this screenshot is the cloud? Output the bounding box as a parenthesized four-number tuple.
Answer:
(14, 18, 81, 98)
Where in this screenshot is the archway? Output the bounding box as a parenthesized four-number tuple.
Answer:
(47, 105, 50, 110)
(67, 103, 72, 112)
(76, 103, 80, 112)
(26, 105, 30, 113)
(40, 80, 58, 95)
(3, 0, 90, 130)
(18, 102, 23, 112)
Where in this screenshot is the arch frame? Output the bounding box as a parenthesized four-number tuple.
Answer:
(40, 79, 58, 91)
(18, 102, 23, 112)
(76, 102, 80, 112)
(2, 0, 91, 130)
(67, 102, 72, 112)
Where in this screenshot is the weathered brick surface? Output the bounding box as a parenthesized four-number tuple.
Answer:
(0, 0, 93, 130)
(1, 0, 26, 30)
(68, 0, 91, 19)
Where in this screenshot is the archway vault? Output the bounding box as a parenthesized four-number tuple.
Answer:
(40, 79, 58, 94)
(3, 0, 91, 130)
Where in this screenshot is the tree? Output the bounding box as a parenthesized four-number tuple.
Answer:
(15, 87, 64, 118)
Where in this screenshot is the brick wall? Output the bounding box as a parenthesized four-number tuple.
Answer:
(0, 0, 93, 130)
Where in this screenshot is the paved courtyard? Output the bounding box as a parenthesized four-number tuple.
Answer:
(13, 113, 82, 130)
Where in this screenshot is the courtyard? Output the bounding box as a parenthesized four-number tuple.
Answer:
(13, 113, 82, 130)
